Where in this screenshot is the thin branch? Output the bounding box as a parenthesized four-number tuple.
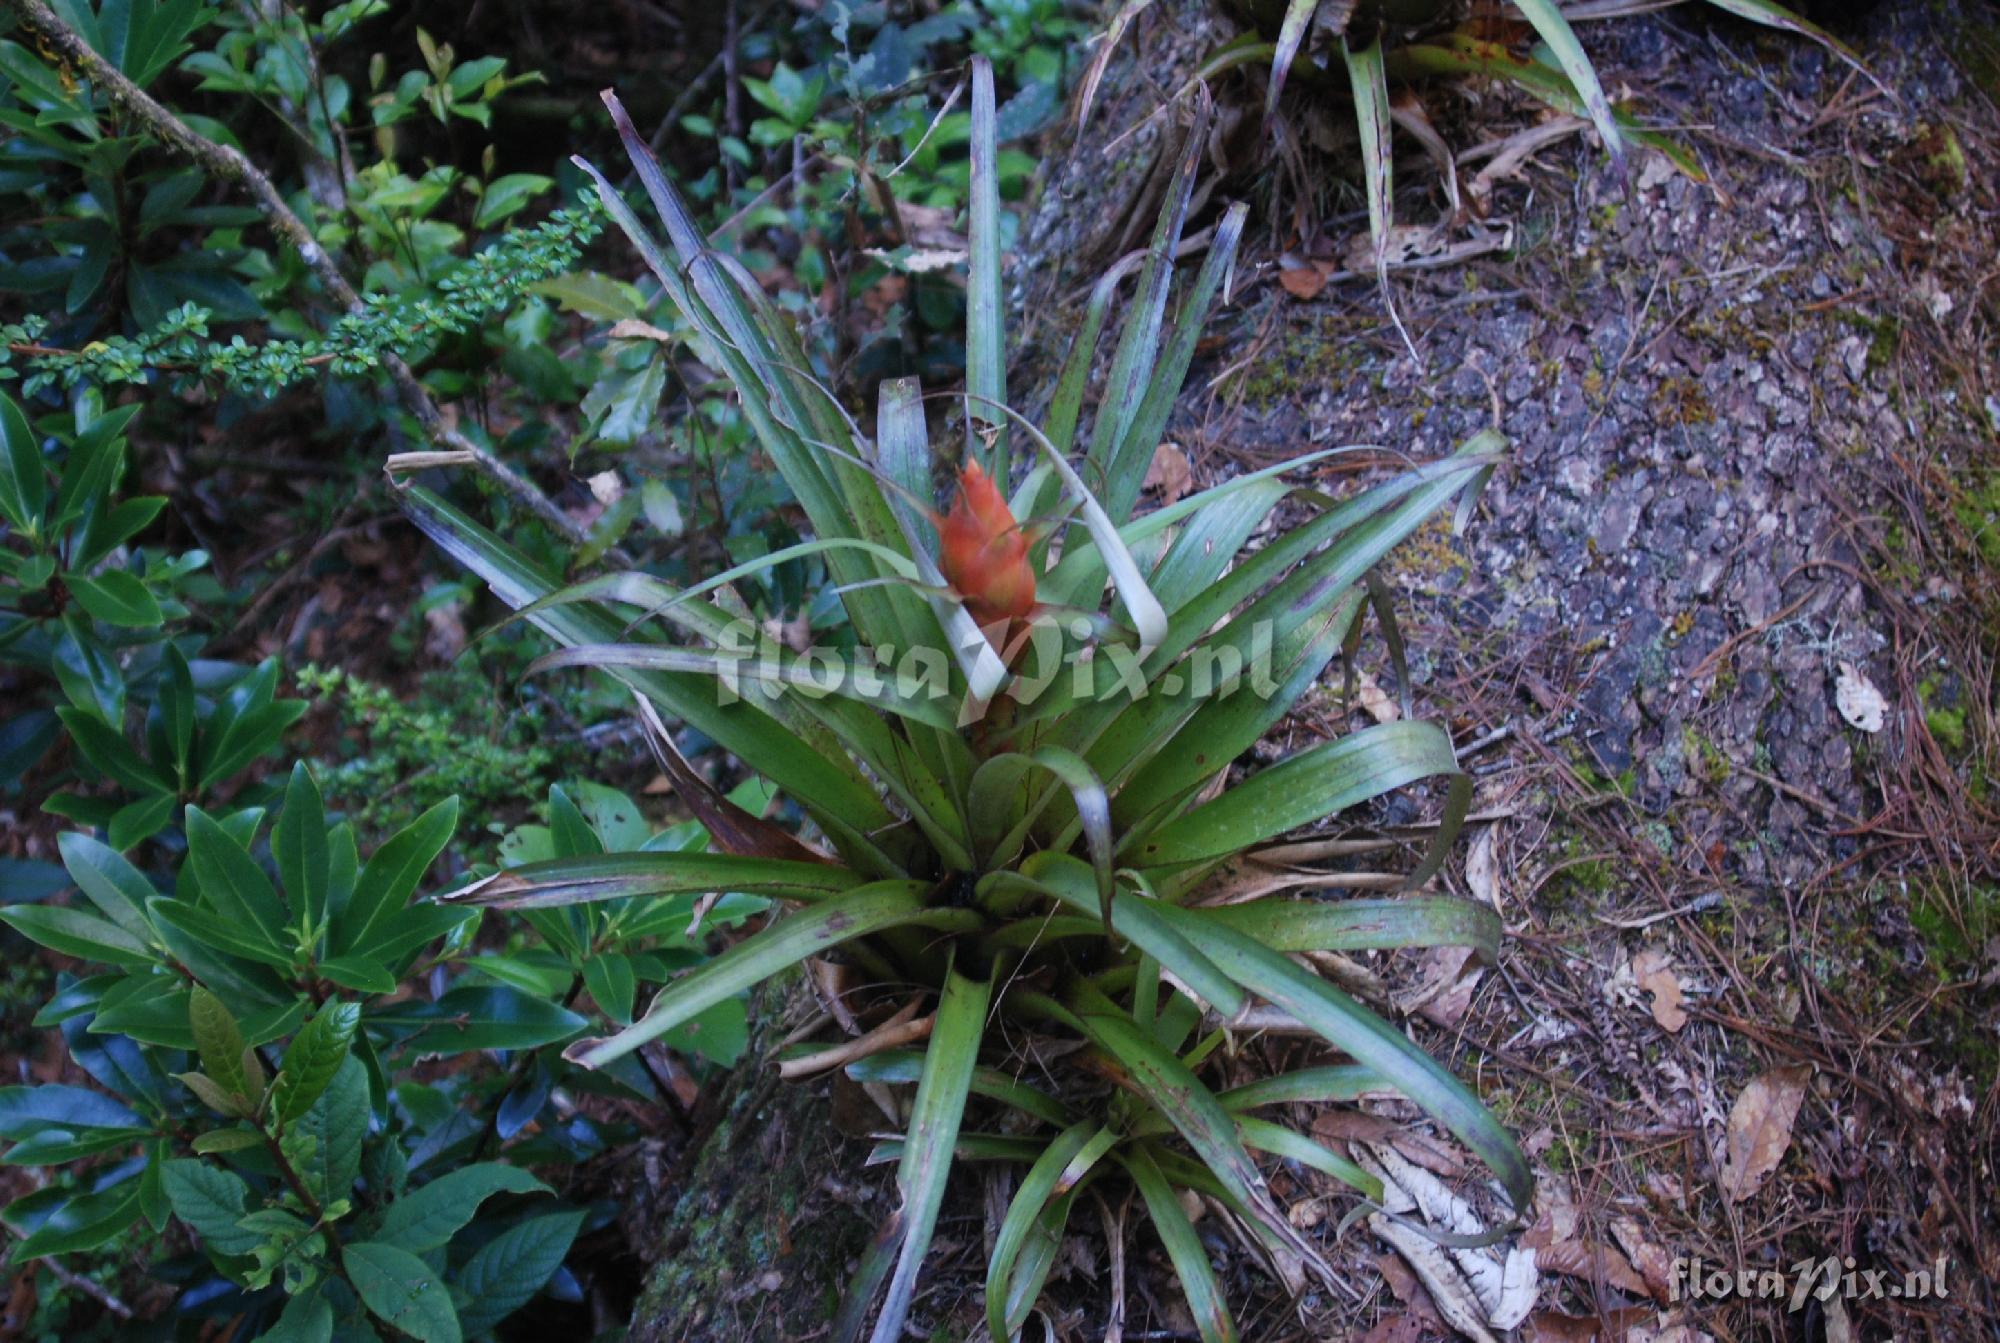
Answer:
(1, 1226, 134, 1320)
(7, 0, 593, 546)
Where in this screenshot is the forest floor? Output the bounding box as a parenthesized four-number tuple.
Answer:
(1005, 4, 2000, 1340)
(663, 5, 2000, 1341)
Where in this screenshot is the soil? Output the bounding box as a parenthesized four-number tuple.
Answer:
(635, 2, 2000, 1340)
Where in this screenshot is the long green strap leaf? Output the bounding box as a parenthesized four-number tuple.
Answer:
(1129, 720, 1467, 871)
(1156, 905, 1533, 1214)
(865, 963, 991, 1343)
(985, 1120, 1107, 1340)
(1083, 1013, 1330, 1281)
(1118, 1145, 1236, 1343)
(400, 486, 899, 849)
(1205, 894, 1500, 958)
(437, 851, 861, 909)
(966, 57, 1007, 482)
(565, 883, 977, 1069)
(1511, 0, 1625, 167)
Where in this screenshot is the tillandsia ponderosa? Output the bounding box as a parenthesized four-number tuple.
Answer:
(404, 57, 1524, 1343)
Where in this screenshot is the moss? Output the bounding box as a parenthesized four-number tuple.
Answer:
(1233, 321, 1366, 409)
(1949, 469, 2000, 569)
(1651, 375, 1715, 427)
(1834, 310, 1901, 374)
(1681, 725, 1731, 785)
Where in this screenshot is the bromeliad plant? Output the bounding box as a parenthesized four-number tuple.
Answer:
(408, 58, 1527, 1343)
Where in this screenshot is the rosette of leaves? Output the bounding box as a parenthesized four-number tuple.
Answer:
(0, 0, 260, 336)
(0, 389, 301, 849)
(407, 60, 1525, 1343)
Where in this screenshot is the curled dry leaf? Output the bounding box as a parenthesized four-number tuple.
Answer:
(1279, 261, 1329, 300)
(1630, 949, 1687, 1033)
(1464, 826, 1500, 909)
(1608, 1217, 1674, 1301)
(1834, 661, 1887, 733)
(1717, 1066, 1809, 1202)
(1142, 442, 1193, 505)
(1363, 1145, 1539, 1334)
(1355, 670, 1401, 724)
(607, 317, 674, 343)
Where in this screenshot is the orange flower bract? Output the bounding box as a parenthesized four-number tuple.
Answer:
(936, 459, 1036, 651)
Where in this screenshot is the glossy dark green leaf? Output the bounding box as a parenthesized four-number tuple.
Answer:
(53, 706, 170, 796)
(184, 806, 289, 948)
(150, 899, 293, 969)
(272, 1002, 361, 1125)
(161, 1158, 263, 1256)
(390, 986, 587, 1057)
(582, 952, 636, 1026)
(65, 570, 164, 628)
(0, 1084, 141, 1137)
(0, 902, 153, 967)
(287, 1054, 368, 1205)
(450, 1209, 586, 1336)
(48, 406, 133, 533)
(274, 763, 330, 931)
(334, 796, 458, 955)
(0, 390, 46, 536)
(52, 832, 156, 941)
(189, 988, 256, 1112)
(344, 1240, 461, 1343)
(13, 1178, 144, 1258)
(261, 1290, 333, 1343)
(107, 791, 177, 851)
(372, 1163, 549, 1252)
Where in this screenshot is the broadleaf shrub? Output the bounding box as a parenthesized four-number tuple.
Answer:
(0, 762, 764, 1339)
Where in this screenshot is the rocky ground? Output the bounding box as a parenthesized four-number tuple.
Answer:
(636, 3, 2000, 1339)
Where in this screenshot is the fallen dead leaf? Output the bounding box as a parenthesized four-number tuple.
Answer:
(1397, 944, 1481, 1028)
(1142, 442, 1193, 505)
(1356, 669, 1402, 724)
(1630, 949, 1687, 1033)
(1834, 661, 1887, 733)
(608, 317, 674, 343)
(1608, 1217, 1674, 1300)
(422, 601, 467, 661)
(1531, 1235, 1653, 1300)
(1464, 827, 1501, 909)
(1360, 1315, 1428, 1343)
(1314, 1112, 1468, 1177)
(1279, 262, 1328, 300)
(1373, 1252, 1444, 1328)
(1717, 1066, 1809, 1202)
(1526, 1308, 1653, 1342)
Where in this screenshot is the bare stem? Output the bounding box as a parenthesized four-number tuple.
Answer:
(6, 0, 593, 546)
